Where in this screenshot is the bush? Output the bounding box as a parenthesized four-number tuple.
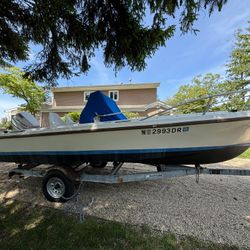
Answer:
(63, 112, 81, 123)
(62, 111, 139, 123)
(123, 111, 140, 119)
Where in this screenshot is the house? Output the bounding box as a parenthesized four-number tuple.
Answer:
(5, 107, 20, 122)
(40, 82, 171, 127)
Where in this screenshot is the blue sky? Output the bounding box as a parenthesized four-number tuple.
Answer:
(0, 0, 249, 118)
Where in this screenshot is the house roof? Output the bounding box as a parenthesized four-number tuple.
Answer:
(52, 82, 160, 93)
(145, 101, 172, 110)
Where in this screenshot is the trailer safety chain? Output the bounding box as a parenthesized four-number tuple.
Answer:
(79, 197, 95, 223)
(63, 182, 95, 223)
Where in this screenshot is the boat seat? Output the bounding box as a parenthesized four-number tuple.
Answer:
(11, 112, 40, 130)
(48, 113, 66, 127)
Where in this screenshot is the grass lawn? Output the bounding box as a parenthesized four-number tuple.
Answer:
(239, 148, 250, 159)
(0, 200, 239, 250)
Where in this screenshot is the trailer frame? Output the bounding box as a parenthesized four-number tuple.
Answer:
(8, 162, 250, 202)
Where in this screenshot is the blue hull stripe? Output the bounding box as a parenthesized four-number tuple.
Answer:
(0, 144, 249, 156)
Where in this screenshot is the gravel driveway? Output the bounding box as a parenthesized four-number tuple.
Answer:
(0, 159, 250, 248)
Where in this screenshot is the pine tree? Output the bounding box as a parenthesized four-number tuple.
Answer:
(226, 24, 250, 90)
(224, 24, 250, 110)
(0, 0, 228, 86)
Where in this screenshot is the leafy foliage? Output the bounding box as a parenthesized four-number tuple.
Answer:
(0, 117, 12, 130)
(63, 112, 81, 123)
(223, 24, 250, 109)
(226, 24, 250, 90)
(0, 66, 46, 115)
(166, 73, 222, 113)
(122, 111, 140, 119)
(167, 23, 250, 114)
(62, 111, 139, 122)
(0, 0, 227, 86)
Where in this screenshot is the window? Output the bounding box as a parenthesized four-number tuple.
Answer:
(109, 90, 119, 101)
(84, 91, 93, 102)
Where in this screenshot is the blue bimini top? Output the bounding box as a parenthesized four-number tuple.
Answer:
(79, 91, 127, 124)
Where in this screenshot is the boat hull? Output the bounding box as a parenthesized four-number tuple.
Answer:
(0, 144, 248, 165)
(0, 112, 249, 165)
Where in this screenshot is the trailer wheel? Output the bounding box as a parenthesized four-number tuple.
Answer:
(42, 170, 75, 202)
(90, 161, 107, 168)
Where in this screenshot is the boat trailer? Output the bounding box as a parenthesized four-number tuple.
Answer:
(8, 163, 250, 203)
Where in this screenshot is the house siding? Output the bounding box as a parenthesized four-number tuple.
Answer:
(53, 92, 85, 106)
(53, 89, 156, 107)
(116, 89, 156, 105)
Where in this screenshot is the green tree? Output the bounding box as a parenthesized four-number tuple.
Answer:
(226, 24, 250, 90)
(166, 73, 222, 114)
(0, 117, 12, 130)
(223, 23, 250, 110)
(0, 0, 227, 86)
(0, 67, 46, 115)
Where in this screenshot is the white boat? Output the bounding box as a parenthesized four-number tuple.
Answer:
(0, 90, 249, 166)
(2, 90, 249, 202)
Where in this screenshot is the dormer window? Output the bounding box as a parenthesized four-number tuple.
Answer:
(109, 90, 119, 101)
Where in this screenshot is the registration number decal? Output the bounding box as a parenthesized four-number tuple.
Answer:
(141, 126, 189, 135)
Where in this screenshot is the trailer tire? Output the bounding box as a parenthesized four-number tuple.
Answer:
(42, 170, 75, 202)
(90, 161, 107, 168)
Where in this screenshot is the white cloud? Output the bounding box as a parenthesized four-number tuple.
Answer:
(196, 2, 250, 59)
(211, 9, 249, 37)
(201, 64, 227, 76)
